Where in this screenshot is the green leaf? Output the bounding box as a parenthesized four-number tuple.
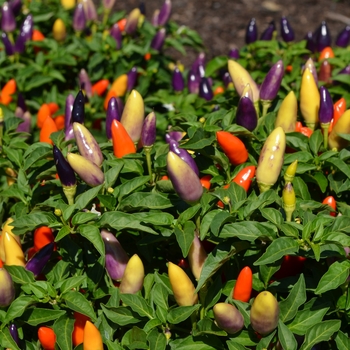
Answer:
(1, 185, 28, 204)
(58, 276, 86, 294)
(119, 192, 173, 210)
(196, 241, 248, 291)
(278, 321, 297, 350)
(293, 177, 311, 200)
(279, 274, 306, 322)
(53, 315, 75, 350)
(75, 184, 104, 210)
(118, 176, 150, 200)
(22, 308, 66, 326)
(300, 320, 341, 350)
(167, 304, 201, 324)
(0, 328, 21, 350)
(220, 221, 274, 241)
(326, 158, 350, 178)
(174, 221, 196, 258)
(177, 204, 201, 226)
(193, 318, 227, 336)
(315, 260, 350, 294)
(3, 295, 36, 324)
(79, 224, 105, 256)
(335, 330, 350, 350)
(309, 129, 323, 155)
(288, 306, 329, 335)
(11, 212, 56, 235)
(226, 341, 249, 350)
(256, 330, 276, 350)
(62, 291, 96, 321)
(102, 305, 141, 326)
(4, 265, 35, 284)
(72, 212, 99, 225)
(147, 328, 167, 350)
(260, 208, 283, 226)
(55, 225, 71, 241)
(254, 237, 299, 265)
(23, 143, 52, 170)
(120, 294, 154, 319)
(104, 161, 124, 188)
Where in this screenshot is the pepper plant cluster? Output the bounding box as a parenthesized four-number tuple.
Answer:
(1, 0, 350, 349)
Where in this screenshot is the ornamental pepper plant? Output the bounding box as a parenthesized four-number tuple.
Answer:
(1, 1, 350, 349)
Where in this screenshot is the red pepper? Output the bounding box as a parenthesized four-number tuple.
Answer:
(216, 131, 248, 165)
(322, 196, 336, 217)
(217, 165, 255, 208)
(300, 126, 313, 138)
(295, 121, 302, 132)
(200, 175, 212, 190)
(38, 327, 56, 350)
(92, 79, 109, 96)
(232, 266, 253, 302)
(273, 255, 306, 280)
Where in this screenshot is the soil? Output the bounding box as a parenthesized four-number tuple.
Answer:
(111, 0, 350, 65)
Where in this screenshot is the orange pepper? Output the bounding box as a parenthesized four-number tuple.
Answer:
(111, 120, 136, 158)
(83, 321, 103, 350)
(318, 46, 335, 61)
(54, 115, 65, 130)
(32, 29, 45, 41)
(295, 121, 302, 132)
(213, 86, 224, 95)
(117, 18, 127, 32)
(47, 102, 59, 115)
(72, 312, 90, 347)
(300, 126, 313, 138)
(37, 104, 52, 129)
(0, 79, 16, 105)
(322, 196, 336, 217)
(144, 52, 151, 61)
(200, 175, 212, 190)
(40, 116, 58, 144)
(38, 327, 56, 350)
(216, 131, 248, 165)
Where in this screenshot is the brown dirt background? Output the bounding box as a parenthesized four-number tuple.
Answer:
(111, 0, 350, 65)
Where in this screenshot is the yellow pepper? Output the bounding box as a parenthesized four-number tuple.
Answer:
(3, 231, 26, 267)
(61, 0, 76, 10)
(275, 91, 298, 132)
(168, 261, 198, 306)
(119, 254, 144, 294)
(300, 67, 320, 130)
(284, 160, 298, 183)
(329, 109, 350, 151)
(53, 18, 66, 42)
(282, 182, 296, 222)
(0, 218, 21, 262)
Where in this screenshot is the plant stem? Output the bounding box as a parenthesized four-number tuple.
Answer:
(144, 146, 154, 183)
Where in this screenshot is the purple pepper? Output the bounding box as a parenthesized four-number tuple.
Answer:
(102, 229, 129, 281)
(165, 131, 184, 143)
(157, 0, 171, 26)
(335, 25, 350, 48)
(110, 23, 122, 49)
(9, 324, 20, 346)
(1, 32, 15, 55)
(53, 145, 77, 188)
(172, 66, 184, 92)
(280, 17, 294, 42)
(319, 86, 333, 124)
(151, 28, 166, 51)
(222, 71, 232, 88)
(152, 9, 159, 26)
(141, 111, 156, 147)
(26, 243, 55, 277)
(191, 52, 206, 76)
(16, 110, 31, 134)
(245, 18, 258, 44)
(64, 94, 75, 141)
(73, 3, 86, 32)
(14, 14, 33, 54)
(338, 64, 350, 75)
(127, 66, 138, 92)
(79, 69, 92, 98)
(9, 0, 21, 16)
(167, 151, 203, 203)
(305, 31, 316, 53)
(259, 60, 284, 101)
(187, 69, 200, 94)
(17, 92, 27, 112)
(106, 97, 121, 140)
(1, 2, 16, 32)
(199, 77, 213, 101)
(228, 48, 239, 59)
(71, 90, 85, 124)
(314, 21, 331, 52)
(102, 0, 116, 11)
(125, 8, 140, 35)
(82, 0, 97, 21)
(260, 20, 276, 41)
(168, 139, 199, 176)
(116, 97, 124, 115)
(236, 96, 258, 131)
(139, 2, 146, 15)
(0, 267, 15, 307)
